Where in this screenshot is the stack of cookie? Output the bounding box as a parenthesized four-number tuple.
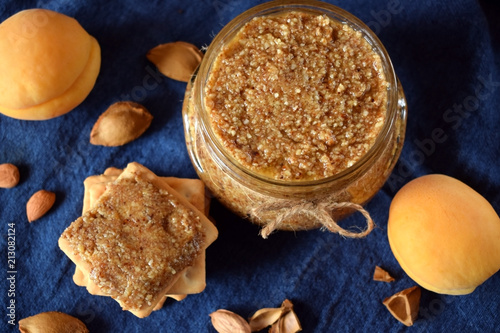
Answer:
(59, 162, 218, 318)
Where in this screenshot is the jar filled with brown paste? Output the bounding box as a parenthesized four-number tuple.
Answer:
(183, 0, 407, 237)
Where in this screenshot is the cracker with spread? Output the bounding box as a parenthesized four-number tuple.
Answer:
(59, 162, 218, 318)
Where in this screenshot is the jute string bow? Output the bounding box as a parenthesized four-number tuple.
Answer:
(252, 198, 375, 239)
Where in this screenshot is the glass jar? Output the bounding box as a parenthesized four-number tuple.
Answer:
(182, 0, 407, 236)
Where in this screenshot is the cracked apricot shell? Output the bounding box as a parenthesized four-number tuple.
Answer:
(388, 174, 500, 295)
(0, 9, 100, 120)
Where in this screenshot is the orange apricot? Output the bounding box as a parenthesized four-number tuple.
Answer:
(0, 9, 100, 120)
(388, 174, 500, 295)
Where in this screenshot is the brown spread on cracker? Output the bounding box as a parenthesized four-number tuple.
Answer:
(59, 163, 214, 316)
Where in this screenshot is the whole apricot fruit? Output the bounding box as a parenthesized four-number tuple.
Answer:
(388, 174, 500, 295)
(0, 9, 100, 120)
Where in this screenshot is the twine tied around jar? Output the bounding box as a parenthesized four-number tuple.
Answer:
(252, 198, 375, 239)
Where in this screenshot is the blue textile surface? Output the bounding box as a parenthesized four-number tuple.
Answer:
(1, 0, 499, 332)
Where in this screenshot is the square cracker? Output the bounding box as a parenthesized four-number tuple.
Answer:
(76, 167, 210, 306)
(59, 162, 218, 318)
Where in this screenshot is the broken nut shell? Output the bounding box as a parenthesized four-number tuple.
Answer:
(147, 41, 203, 82)
(248, 307, 284, 332)
(373, 266, 395, 283)
(90, 101, 153, 147)
(270, 309, 303, 333)
(383, 286, 421, 327)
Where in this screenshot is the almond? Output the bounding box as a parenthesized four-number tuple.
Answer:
(19, 311, 88, 333)
(90, 101, 153, 147)
(147, 41, 203, 82)
(0, 163, 20, 188)
(26, 190, 56, 222)
(209, 309, 251, 333)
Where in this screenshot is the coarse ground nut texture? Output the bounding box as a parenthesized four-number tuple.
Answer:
(60, 174, 205, 311)
(205, 12, 388, 181)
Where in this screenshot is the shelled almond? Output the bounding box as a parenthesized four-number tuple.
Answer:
(0, 163, 20, 188)
(26, 190, 56, 222)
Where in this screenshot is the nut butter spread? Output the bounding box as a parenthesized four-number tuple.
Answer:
(61, 172, 205, 311)
(205, 11, 388, 181)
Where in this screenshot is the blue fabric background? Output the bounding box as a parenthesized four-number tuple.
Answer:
(1, 0, 499, 332)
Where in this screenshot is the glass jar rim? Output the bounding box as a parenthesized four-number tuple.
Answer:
(193, 0, 400, 187)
